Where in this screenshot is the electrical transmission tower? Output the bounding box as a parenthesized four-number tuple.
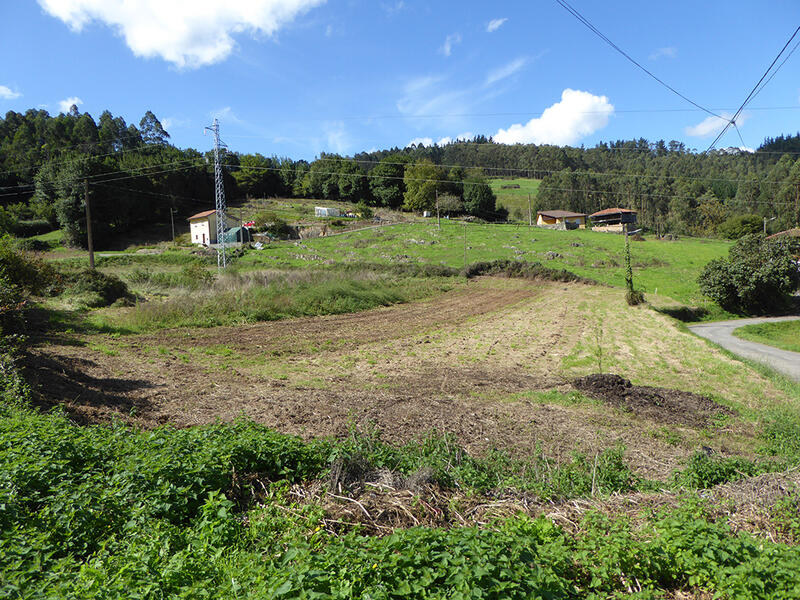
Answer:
(205, 118, 227, 269)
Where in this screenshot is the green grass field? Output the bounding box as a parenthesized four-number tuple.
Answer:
(733, 319, 800, 353)
(488, 178, 541, 220)
(238, 221, 730, 306)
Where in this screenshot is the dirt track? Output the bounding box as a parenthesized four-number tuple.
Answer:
(24, 278, 765, 480)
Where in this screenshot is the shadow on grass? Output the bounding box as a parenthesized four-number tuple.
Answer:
(21, 350, 156, 425)
(24, 306, 132, 343)
(654, 305, 712, 322)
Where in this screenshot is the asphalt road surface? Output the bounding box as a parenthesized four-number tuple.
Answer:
(688, 316, 800, 382)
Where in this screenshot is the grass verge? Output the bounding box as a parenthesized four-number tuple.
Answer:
(733, 319, 800, 353)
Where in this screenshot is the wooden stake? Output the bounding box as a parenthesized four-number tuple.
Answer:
(528, 192, 532, 227)
(84, 179, 94, 269)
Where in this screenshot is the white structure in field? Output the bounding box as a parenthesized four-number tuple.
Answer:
(188, 209, 233, 245)
(315, 206, 341, 217)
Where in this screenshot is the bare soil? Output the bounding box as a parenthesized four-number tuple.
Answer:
(23, 278, 762, 481)
(573, 374, 735, 427)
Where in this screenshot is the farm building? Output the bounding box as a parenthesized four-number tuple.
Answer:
(315, 206, 341, 217)
(589, 208, 637, 233)
(188, 209, 234, 246)
(767, 228, 800, 241)
(536, 210, 587, 229)
(221, 226, 253, 244)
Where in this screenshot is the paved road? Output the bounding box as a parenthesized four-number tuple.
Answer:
(688, 316, 800, 381)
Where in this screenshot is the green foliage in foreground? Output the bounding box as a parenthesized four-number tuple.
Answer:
(2, 413, 800, 597)
(2, 369, 800, 598)
(734, 319, 800, 354)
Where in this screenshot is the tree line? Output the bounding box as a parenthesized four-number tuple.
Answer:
(2, 105, 800, 248)
(355, 136, 800, 236)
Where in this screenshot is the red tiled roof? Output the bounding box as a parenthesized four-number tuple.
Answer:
(590, 207, 637, 217)
(537, 210, 587, 218)
(766, 228, 800, 240)
(188, 209, 216, 220)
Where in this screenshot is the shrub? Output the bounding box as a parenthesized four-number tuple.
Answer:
(672, 451, 766, 489)
(65, 269, 134, 307)
(253, 211, 295, 238)
(355, 202, 373, 219)
(625, 289, 645, 306)
(698, 234, 800, 314)
(464, 259, 593, 284)
(0, 235, 60, 295)
(11, 219, 53, 238)
(718, 214, 763, 240)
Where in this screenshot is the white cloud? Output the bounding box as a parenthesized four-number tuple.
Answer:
(325, 24, 333, 37)
(58, 96, 83, 113)
(486, 18, 507, 33)
(38, 0, 326, 68)
(382, 1, 405, 15)
(486, 57, 527, 86)
(407, 137, 433, 147)
(397, 75, 467, 119)
(649, 46, 677, 60)
(0, 85, 22, 100)
(684, 112, 748, 138)
(210, 106, 246, 126)
(437, 132, 473, 146)
(439, 33, 461, 57)
(160, 116, 190, 131)
(494, 88, 614, 145)
(324, 120, 350, 154)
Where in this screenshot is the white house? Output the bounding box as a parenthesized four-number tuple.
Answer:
(315, 206, 341, 217)
(188, 209, 234, 246)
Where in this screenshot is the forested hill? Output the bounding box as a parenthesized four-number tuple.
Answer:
(2, 106, 799, 248)
(0, 106, 218, 248)
(355, 135, 800, 235)
(759, 133, 800, 156)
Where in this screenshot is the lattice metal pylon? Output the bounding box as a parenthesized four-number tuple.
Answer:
(205, 118, 227, 269)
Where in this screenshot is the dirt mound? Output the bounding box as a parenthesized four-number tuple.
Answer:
(573, 374, 734, 427)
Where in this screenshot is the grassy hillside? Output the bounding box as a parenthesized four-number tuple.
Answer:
(239, 221, 730, 305)
(489, 177, 541, 220)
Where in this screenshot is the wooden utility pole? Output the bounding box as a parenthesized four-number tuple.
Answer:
(463, 224, 467, 270)
(528, 192, 532, 227)
(84, 179, 94, 269)
(436, 190, 440, 231)
(795, 182, 799, 227)
(170, 207, 176, 242)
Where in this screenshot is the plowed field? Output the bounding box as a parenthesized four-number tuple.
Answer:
(25, 277, 793, 480)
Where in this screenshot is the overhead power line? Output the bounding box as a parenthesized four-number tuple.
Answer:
(553, 0, 723, 119)
(707, 24, 800, 152)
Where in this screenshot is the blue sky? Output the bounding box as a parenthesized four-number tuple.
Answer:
(1, 1, 799, 160)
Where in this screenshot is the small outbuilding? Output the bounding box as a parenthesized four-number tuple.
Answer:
(536, 210, 587, 229)
(589, 208, 637, 233)
(221, 226, 253, 244)
(188, 209, 234, 246)
(315, 206, 341, 218)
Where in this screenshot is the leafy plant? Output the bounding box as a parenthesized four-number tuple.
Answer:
(698, 234, 800, 314)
